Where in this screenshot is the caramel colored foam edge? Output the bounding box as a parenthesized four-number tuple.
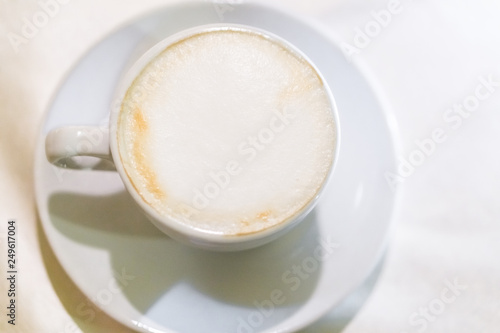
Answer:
(119, 106, 166, 207)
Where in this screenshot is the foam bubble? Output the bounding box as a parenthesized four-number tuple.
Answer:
(117, 28, 336, 236)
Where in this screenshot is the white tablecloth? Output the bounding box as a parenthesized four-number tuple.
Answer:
(1, 0, 499, 332)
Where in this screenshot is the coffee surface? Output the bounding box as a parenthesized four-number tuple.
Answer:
(117, 28, 336, 236)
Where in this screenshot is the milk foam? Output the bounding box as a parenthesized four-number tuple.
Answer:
(117, 28, 337, 236)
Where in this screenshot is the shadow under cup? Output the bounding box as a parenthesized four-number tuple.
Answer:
(47, 24, 341, 251)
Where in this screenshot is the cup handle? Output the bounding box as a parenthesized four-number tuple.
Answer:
(45, 126, 116, 171)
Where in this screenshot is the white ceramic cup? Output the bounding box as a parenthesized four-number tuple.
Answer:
(45, 24, 340, 251)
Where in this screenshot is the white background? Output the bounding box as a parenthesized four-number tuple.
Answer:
(1, 0, 499, 332)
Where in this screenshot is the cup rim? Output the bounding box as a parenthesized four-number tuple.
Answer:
(109, 23, 341, 250)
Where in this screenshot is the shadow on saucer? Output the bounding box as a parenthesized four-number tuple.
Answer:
(48, 191, 165, 239)
(299, 251, 387, 332)
(48, 190, 323, 325)
(37, 216, 136, 333)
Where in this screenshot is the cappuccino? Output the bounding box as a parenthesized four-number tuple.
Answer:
(117, 27, 337, 236)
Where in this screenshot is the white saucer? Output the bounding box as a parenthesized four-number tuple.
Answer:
(35, 2, 399, 332)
